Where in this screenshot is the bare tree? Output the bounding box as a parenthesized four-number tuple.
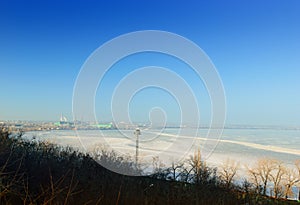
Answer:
(167, 161, 185, 181)
(296, 160, 300, 180)
(219, 159, 239, 189)
(240, 178, 253, 194)
(247, 158, 276, 195)
(270, 160, 285, 198)
(284, 167, 300, 199)
(247, 165, 261, 194)
(189, 148, 209, 184)
(187, 148, 216, 205)
(294, 160, 300, 200)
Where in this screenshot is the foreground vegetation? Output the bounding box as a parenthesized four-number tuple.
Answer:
(0, 127, 299, 204)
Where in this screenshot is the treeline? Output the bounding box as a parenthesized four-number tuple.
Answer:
(247, 158, 300, 199)
(0, 127, 299, 205)
(140, 151, 300, 201)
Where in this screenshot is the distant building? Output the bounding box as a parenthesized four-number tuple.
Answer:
(59, 113, 68, 125)
(93, 122, 115, 129)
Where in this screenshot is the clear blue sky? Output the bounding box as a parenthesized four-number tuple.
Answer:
(0, 0, 299, 126)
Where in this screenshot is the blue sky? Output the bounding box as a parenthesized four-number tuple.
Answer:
(0, 0, 299, 126)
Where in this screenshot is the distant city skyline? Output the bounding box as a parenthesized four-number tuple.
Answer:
(0, 0, 300, 126)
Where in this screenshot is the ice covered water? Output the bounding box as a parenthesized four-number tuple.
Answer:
(23, 127, 300, 171)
